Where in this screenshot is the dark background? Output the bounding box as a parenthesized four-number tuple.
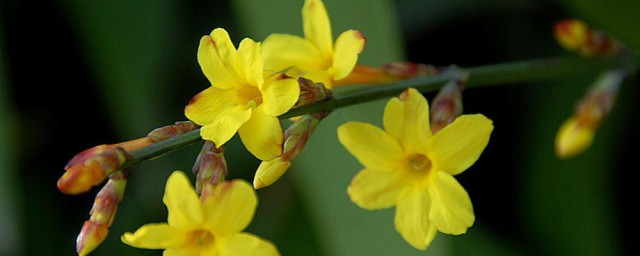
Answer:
(1, 0, 638, 255)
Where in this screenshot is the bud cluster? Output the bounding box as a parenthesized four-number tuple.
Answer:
(192, 141, 228, 194)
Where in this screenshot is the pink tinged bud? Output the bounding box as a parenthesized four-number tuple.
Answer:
(90, 176, 126, 226)
(553, 19, 623, 57)
(381, 62, 438, 78)
(192, 141, 227, 193)
(76, 220, 108, 256)
(337, 63, 440, 86)
(58, 147, 128, 195)
(555, 69, 626, 158)
(76, 173, 127, 255)
(281, 112, 326, 161)
(296, 77, 332, 107)
(430, 71, 468, 134)
(147, 121, 200, 142)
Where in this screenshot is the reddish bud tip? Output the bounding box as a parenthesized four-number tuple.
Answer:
(76, 221, 109, 256)
(57, 163, 106, 195)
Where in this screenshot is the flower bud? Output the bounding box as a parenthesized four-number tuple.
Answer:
(253, 112, 327, 189)
(76, 221, 108, 256)
(192, 141, 227, 194)
(296, 77, 332, 107)
(430, 71, 467, 133)
(336, 63, 439, 85)
(89, 174, 127, 226)
(147, 121, 200, 142)
(554, 19, 622, 57)
(254, 158, 292, 189)
(555, 69, 626, 158)
(58, 147, 128, 195)
(58, 138, 151, 195)
(76, 172, 127, 256)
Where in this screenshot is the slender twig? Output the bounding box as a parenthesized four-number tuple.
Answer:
(126, 56, 636, 166)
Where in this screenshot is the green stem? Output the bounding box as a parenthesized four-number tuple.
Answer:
(127, 56, 635, 165)
(282, 56, 635, 118)
(125, 129, 202, 168)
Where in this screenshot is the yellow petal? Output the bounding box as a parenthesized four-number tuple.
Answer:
(555, 116, 594, 158)
(394, 188, 438, 250)
(260, 75, 300, 117)
(383, 97, 404, 140)
(198, 28, 241, 88)
(201, 180, 258, 236)
(332, 30, 365, 80)
(238, 107, 284, 160)
(163, 171, 203, 229)
(428, 172, 474, 235)
(347, 169, 407, 210)
(337, 122, 403, 172)
(427, 114, 493, 176)
(121, 223, 182, 249)
(184, 85, 251, 146)
(199, 105, 252, 147)
(254, 158, 291, 189)
(303, 0, 333, 56)
(383, 88, 432, 153)
(262, 34, 327, 72)
(237, 38, 264, 87)
(218, 233, 280, 256)
(185, 87, 236, 125)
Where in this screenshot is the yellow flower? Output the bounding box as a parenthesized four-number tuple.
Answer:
(121, 171, 279, 256)
(185, 28, 300, 161)
(337, 88, 493, 250)
(261, 0, 366, 89)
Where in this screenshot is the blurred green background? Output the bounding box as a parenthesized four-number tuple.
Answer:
(1, 0, 638, 255)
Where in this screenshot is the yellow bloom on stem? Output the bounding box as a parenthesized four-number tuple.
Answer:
(261, 0, 366, 89)
(337, 88, 493, 250)
(185, 28, 300, 161)
(122, 171, 279, 256)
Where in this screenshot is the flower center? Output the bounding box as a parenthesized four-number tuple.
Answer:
(235, 84, 263, 109)
(404, 153, 434, 185)
(408, 154, 431, 173)
(186, 229, 215, 250)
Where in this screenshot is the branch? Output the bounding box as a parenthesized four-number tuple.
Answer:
(127, 56, 636, 166)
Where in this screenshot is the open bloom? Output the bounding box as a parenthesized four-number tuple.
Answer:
(185, 28, 300, 161)
(261, 0, 365, 89)
(122, 171, 279, 256)
(337, 88, 493, 250)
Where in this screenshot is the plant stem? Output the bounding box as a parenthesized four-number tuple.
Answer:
(127, 56, 636, 165)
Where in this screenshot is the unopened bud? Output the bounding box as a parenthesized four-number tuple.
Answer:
(76, 172, 127, 255)
(89, 173, 127, 226)
(147, 121, 199, 142)
(253, 112, 328, 189)
(555, 69, 626, 158)
(254, 158, 292, 189)
(192, 141, 227, 194)
(430, 71, 467, 133)
(58, 138, 152, 195)
(554, 19, 623, 57)
(296, 77, 332, 107)
(58, 147, 128, 195)
(76, 220, 108, 256)
(336, 63, 439, 86)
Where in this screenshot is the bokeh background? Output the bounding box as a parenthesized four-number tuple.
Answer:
(1, 0, 638, 255)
